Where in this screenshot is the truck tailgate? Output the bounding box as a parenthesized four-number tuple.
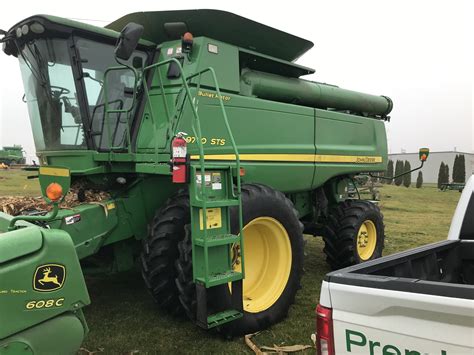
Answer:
(328, 281, 474, 354)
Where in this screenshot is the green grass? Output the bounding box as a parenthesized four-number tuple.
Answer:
(0, 175, 461, 353)
(80, 184, 461, 354)
(0, 170, 40, 197)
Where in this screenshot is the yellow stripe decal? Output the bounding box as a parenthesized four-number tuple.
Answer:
(315, 155, 383, 164)
(39, 167, 70, 177)
(190, 154, 382, 164)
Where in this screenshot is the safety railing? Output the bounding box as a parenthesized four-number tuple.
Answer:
(139, 58, 244, 243)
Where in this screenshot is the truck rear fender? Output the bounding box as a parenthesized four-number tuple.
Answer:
(328, 282, 474, 351)
(448, 175, 474, 240)
(319, 280, 332, 308)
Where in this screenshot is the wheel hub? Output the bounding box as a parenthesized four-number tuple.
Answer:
(356, 220, 377, 260)
(232, 217, 292, 313)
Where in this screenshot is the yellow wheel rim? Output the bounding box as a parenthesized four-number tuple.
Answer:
(233, 217, 292, 313)
(356, 220, 377, 260)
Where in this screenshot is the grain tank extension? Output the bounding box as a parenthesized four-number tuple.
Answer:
(240, 70, 393, 117)
(0, 9, 393, 351)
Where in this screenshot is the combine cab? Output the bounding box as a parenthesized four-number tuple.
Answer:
(1, 9, 396, 352)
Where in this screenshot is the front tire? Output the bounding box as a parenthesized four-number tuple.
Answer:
(175, 184, 304, 335)
(141, 191, 189, 314)
(323, 200, 384, 270)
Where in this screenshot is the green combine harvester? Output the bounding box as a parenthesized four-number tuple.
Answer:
(0, 145, 25, 165)
(0, 10, 394, 353)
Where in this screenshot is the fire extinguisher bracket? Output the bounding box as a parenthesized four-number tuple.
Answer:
(171, 135, 190, 184)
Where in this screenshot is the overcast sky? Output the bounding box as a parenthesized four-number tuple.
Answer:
(0, 0, 472, 161)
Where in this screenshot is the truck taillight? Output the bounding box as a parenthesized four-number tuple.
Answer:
(316, 304, 335, 355)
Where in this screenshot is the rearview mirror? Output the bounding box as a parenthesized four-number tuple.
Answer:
(115, 22, 144, 61)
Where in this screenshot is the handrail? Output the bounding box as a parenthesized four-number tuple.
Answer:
(140, 59, 244, 274)
(102, 58, 244, 277)
(102, 66, 139, 153)
(8, 203, 59, 231)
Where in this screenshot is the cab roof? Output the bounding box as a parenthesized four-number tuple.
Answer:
(106, 9, 314, 62)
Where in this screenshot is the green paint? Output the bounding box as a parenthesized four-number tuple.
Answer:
(346, 329, 367, 350)
(0, 227, 89, 352)
(345, 329, 449, 355)
(405, 350, 421, 355)
(0, 145, 24, 165)
(2, 9, 393, 343)
(370, 340, 381, 355)
(383, 345, 402, 355)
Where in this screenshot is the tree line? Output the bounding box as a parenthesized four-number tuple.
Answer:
(383, 160, 416, 187)
(437, 154, 466, 188)
(382, 154, 466, 188)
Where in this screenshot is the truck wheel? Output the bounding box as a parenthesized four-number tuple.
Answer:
(323, 200, 384, 270)
(175, 184, 304, 335)
(141, 190, 189, 314)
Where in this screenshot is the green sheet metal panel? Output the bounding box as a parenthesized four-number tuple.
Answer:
(177, 90, 316, 193)
(313, 109, 388, 188)
(0, 228, 90, 340)
(106, 10, 313, 62)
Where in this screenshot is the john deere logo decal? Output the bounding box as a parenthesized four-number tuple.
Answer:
(33, 264, 66, 292)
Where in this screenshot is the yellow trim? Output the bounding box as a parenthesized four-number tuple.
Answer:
(233, 217, 292, 313)
(315, 155, 382, 164)
(190, 154, 382, 164)
(39, 167, 70, 177)
(357, 220, 377, 260)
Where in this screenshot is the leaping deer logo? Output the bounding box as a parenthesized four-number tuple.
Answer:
(38, 267, 61, 286)
(33, 264, 65, 291)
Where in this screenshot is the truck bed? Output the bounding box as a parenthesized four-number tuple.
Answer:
(326, 239, 474, 300)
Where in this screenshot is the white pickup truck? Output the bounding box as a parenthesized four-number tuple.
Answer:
(316, 175, 474, 355)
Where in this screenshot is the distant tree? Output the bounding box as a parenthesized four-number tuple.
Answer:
(438, 162, 445, 189)
(394, 160, 404, 186)
(452, 155, 459, 182)
(444, 164, 450, 184)
(416, 171, 423, 188)
(386, 160, 394, 185)
(460, 155, 466, 183)
(403, 161, 412, 187)
(456, 154, 466, 183)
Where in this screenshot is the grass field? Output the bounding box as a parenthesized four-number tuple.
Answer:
(0, 170, 462, 353)
(0, 169, 40, 196)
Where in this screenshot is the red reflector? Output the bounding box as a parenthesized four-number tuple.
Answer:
(239, 167, 246, 176)
(316, 304, 335, 355)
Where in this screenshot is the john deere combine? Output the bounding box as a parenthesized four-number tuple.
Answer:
(0, 145, 25, 165)
(0, 10, 393, 353)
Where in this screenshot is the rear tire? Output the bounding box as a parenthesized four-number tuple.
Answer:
(322, 200, 384, 270)
(141, 191, 189, 314)
(175, 184, 304, 335)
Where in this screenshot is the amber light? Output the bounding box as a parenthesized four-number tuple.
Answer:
(183, 32, 194, 42)
(182, 32, 194, 54)
(421, 154, 427, 162)
(46, 182, 63, 202)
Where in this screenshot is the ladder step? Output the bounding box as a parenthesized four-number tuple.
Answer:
(196, 271, 243, 287)
(205, 309, 243, 329)
(194, 234, 240, 247)
(191, 199, 240, 208)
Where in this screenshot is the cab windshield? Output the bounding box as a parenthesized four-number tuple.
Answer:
(18, 36, 147, 151)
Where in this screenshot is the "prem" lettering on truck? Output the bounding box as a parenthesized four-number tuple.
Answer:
(346, 329, 448, 355)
